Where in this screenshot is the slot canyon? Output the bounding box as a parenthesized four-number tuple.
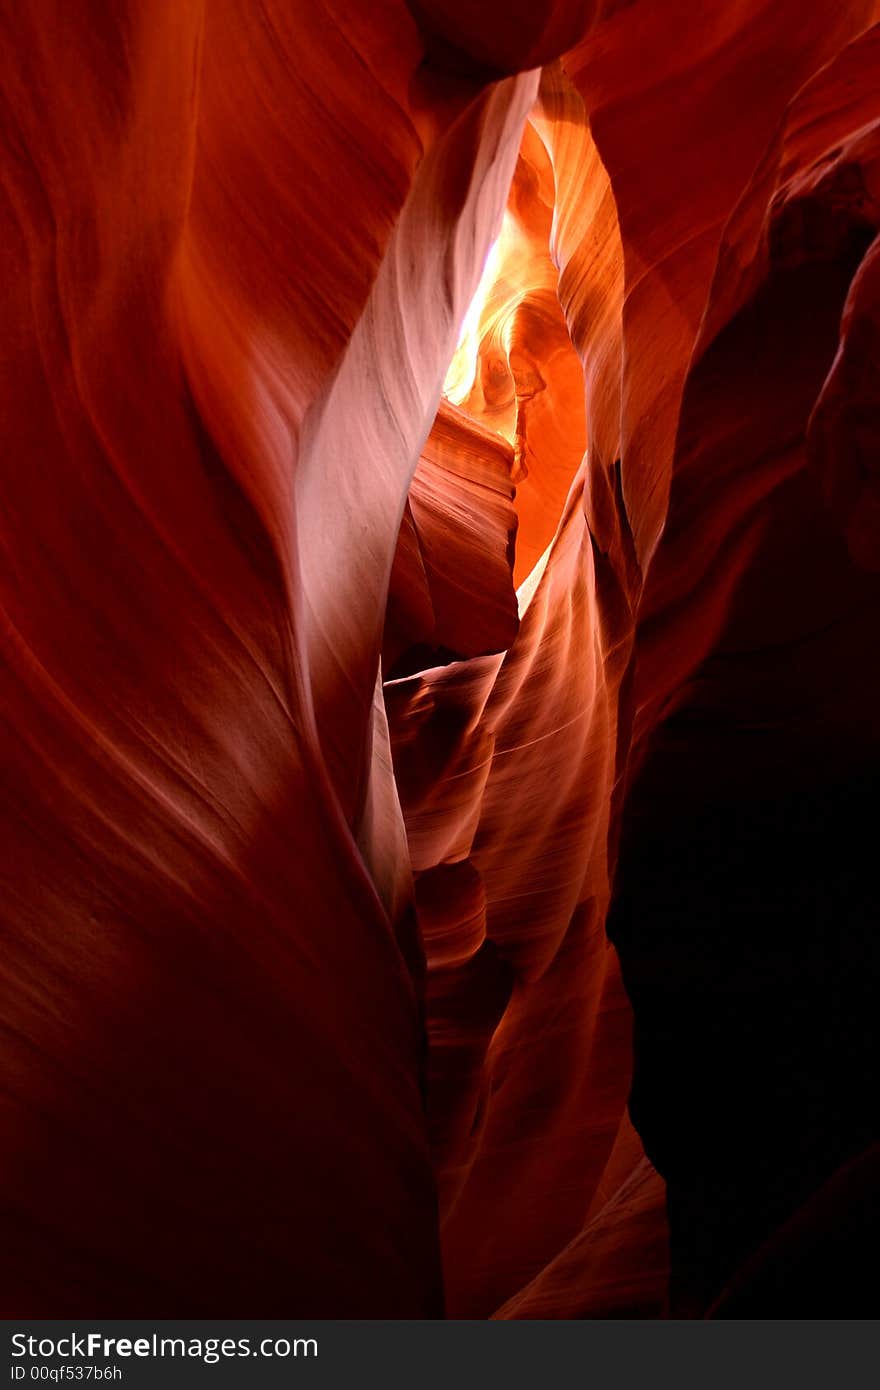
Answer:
(2, 0, 879, 1319)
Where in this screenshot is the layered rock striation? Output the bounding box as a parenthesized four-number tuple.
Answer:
(2, 0, 879, 1317)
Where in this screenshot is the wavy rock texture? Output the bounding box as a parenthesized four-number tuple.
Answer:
(2, 0, 879, 1318)
(442, 117, 588, 583)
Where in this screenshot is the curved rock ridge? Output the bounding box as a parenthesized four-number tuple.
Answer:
(443, 114, 588, 584)
(1, 0, 535, 1315)
(384, 399, 520, 678)
(386, 470, 642, 1314)
(389, 0, 880, 1317)
(2, 0, 880, 1320)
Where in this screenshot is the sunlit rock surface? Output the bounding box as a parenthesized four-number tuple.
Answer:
(2, 0, 879, 1318)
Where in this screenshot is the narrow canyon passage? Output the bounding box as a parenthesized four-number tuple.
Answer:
(2, 0, 879, 1319)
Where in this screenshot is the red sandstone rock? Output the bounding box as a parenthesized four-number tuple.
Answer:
(3, 0, 879, 1320)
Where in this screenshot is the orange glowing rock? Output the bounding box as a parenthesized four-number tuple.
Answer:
(444, 116, 588, 584)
